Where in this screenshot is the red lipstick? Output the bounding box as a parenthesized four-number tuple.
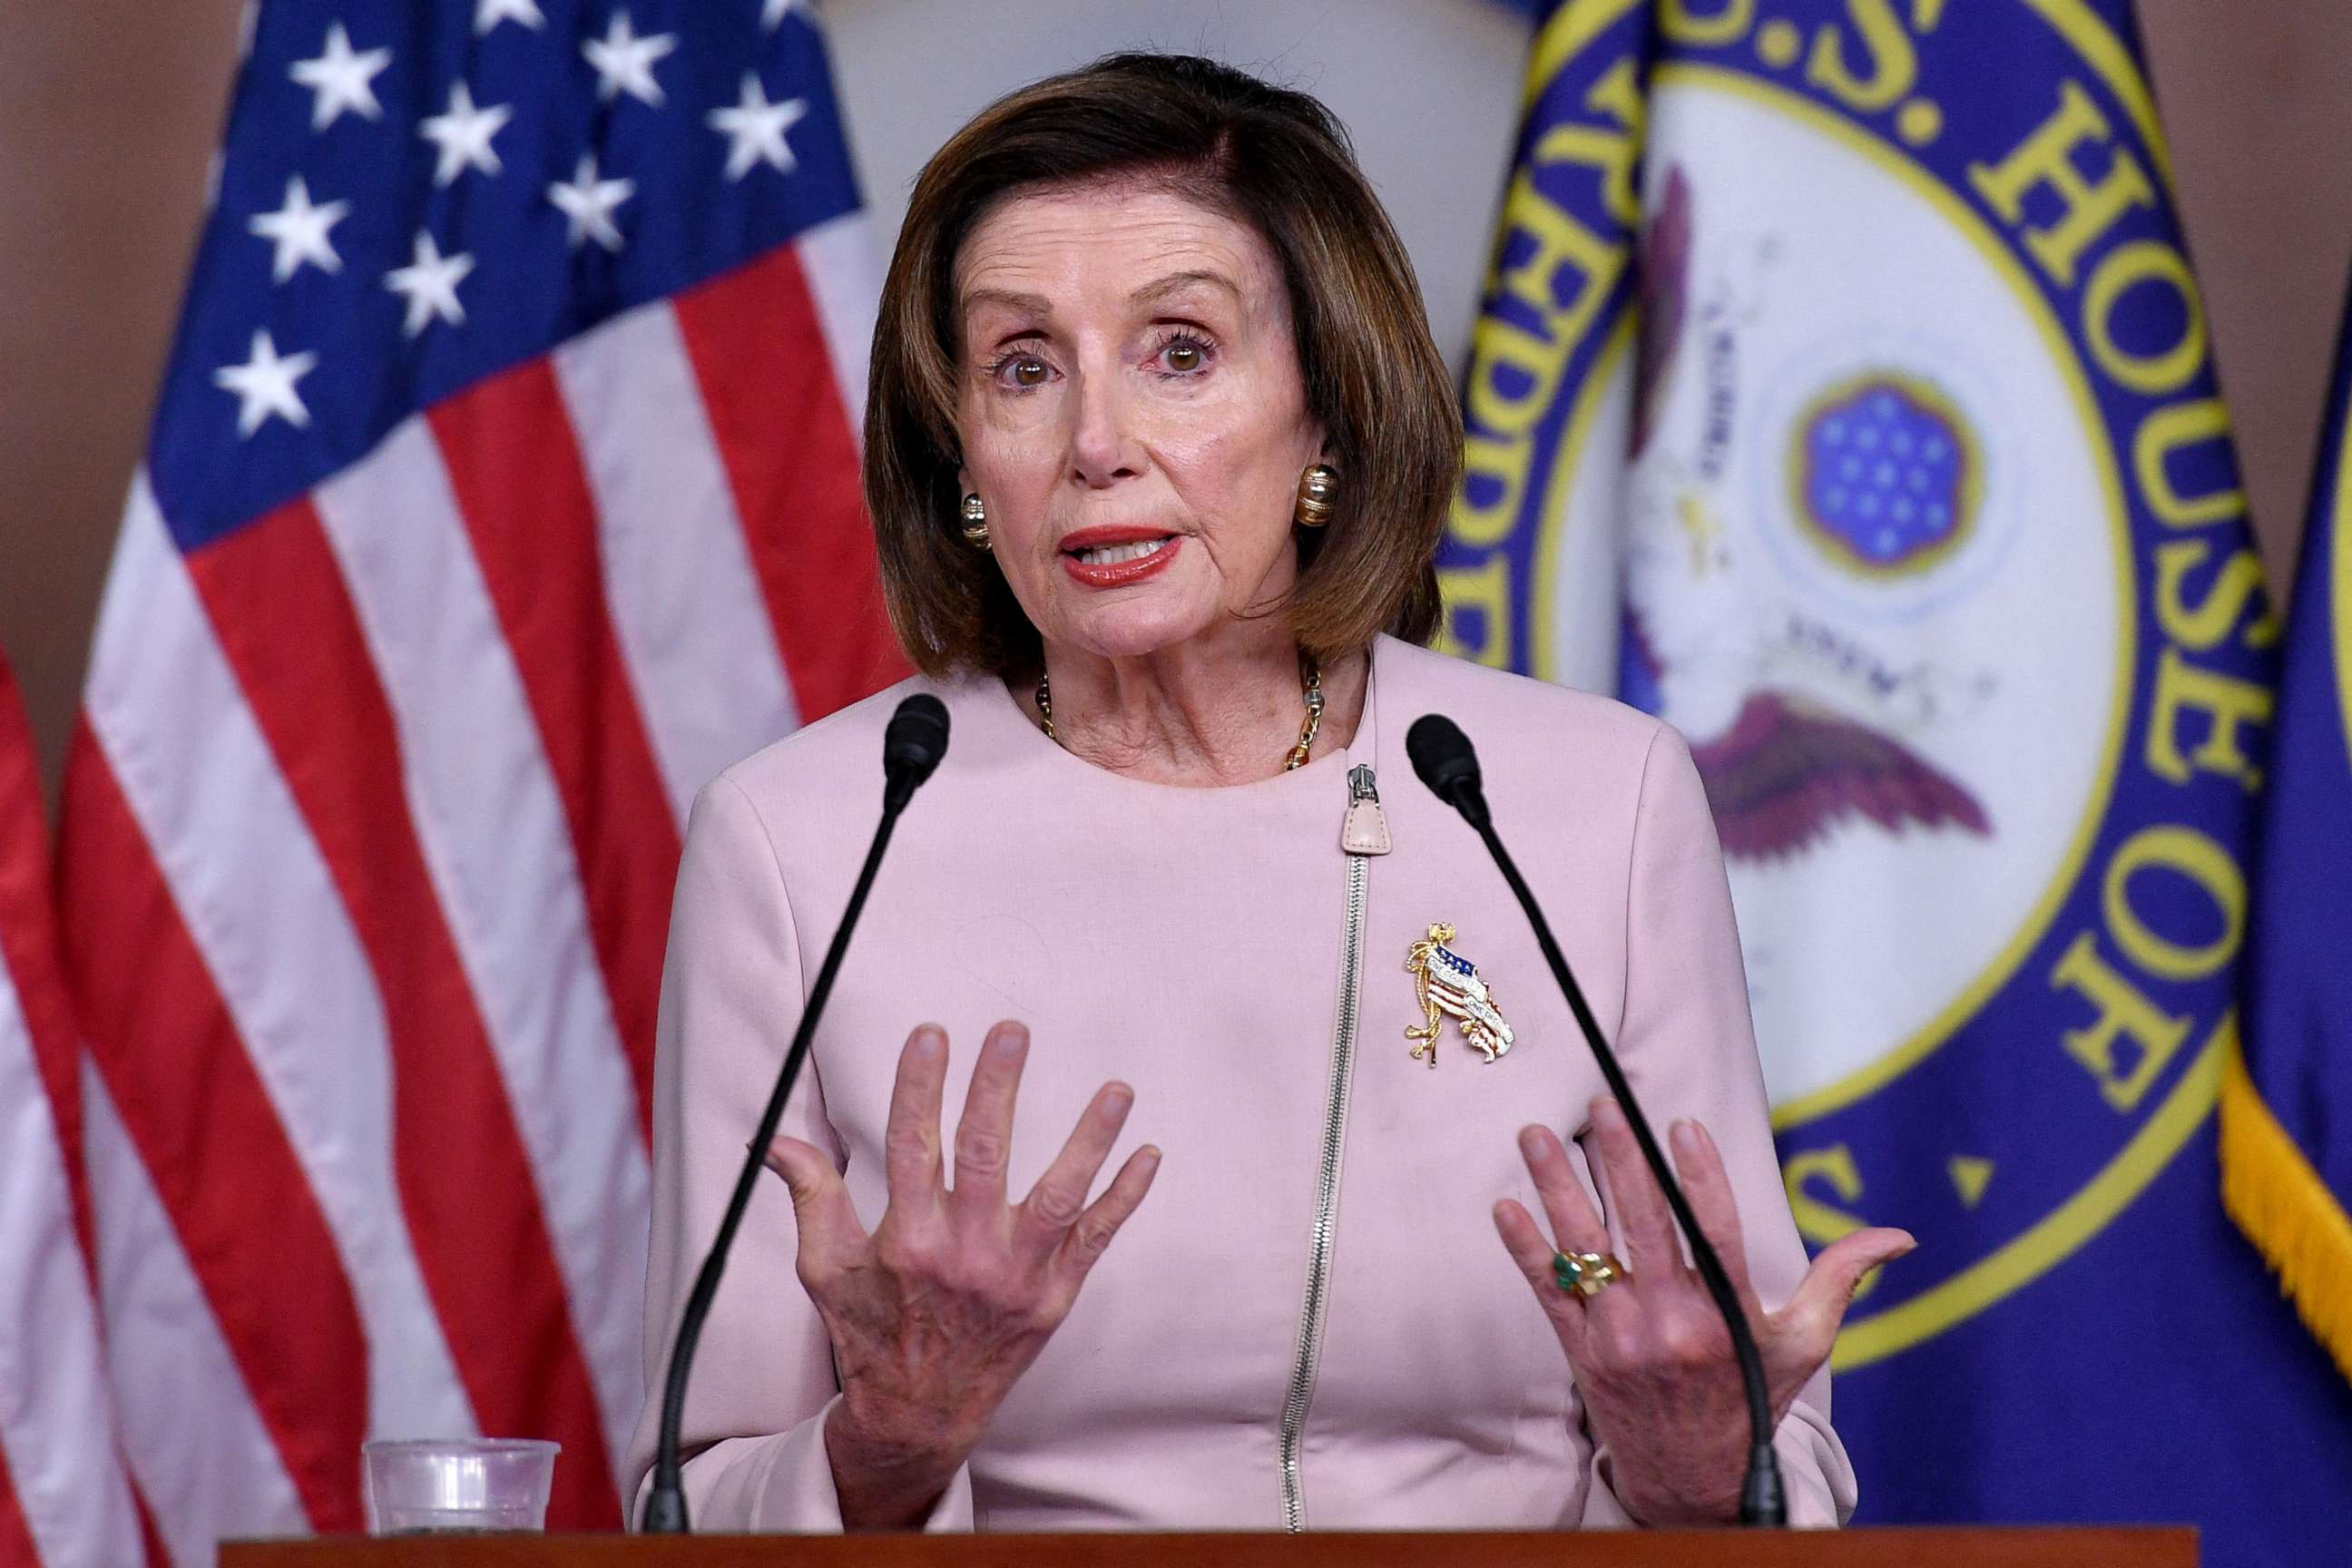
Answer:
(1058, 525, 1181, 589)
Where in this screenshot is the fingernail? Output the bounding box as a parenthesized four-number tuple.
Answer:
(1518, 1125, 1547, 1158)
(1862, 1240, 1917, 1286)
(1138, 1145, 1163, 1174)
(992, 1023, 1029, 1057)
(1670, 1119, 1699, 1157)
(912, 1027, 946, 1058)
(1102, 1083, 1134, 1114)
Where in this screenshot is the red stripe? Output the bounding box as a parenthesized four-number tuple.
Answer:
(671, 244, 909, 719)
(10, 663, 151, 1563)
(0, 1441, 36, 1568)
(0, 663, 97, 1276)
(55, 724, 366, 1534)
(129, 1480, 164, 1568)
(184, 501, 620, 1528)
(428, 366, 680, 1146)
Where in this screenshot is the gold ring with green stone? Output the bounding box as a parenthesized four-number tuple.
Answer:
(1553, 1250, 1627, 1298)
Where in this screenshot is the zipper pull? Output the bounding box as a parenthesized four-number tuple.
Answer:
(1341, 763, 1391, 856)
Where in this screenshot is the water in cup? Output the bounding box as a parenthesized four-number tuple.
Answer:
(361, 1438, 559, 1535)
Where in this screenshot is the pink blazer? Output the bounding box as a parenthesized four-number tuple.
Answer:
(624, 635, 1855, 1529)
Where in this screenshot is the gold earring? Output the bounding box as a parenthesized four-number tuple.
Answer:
(959, 492, 991, 551)
(1295, 463, 1338, 528)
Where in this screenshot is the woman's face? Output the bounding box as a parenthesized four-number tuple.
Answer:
(952, 184, 1324, 662)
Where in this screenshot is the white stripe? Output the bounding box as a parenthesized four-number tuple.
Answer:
(84, 1061, 302, 1567)
(83, 477, 477, 1449)
(795, 212, 879, 446)
(0, 986, 141, 1567)
(310, 423, 649, 1478)
(553, 301, 799, 822)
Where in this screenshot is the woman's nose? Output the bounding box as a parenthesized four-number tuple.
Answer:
(1066, 368, 1145, 488)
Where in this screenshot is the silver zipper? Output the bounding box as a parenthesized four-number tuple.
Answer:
(1278, 764, 1378, 1530)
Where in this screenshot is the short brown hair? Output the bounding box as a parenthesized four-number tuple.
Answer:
(864, 53, 1462, 677)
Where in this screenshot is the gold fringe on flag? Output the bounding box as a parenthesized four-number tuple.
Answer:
(2220, 1039, 2352, 1384)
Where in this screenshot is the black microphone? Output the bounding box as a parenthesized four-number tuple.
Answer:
(882, 692, 950, 809)
(642, 693, 951, 1534)
(1406, 713, 1786, 1527)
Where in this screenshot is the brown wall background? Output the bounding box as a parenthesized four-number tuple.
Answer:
(5, 1, 2348, 806)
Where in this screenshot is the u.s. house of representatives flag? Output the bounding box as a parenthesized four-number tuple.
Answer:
(56, 1, 898, 1553)
(1445, 3, 2352, 1563)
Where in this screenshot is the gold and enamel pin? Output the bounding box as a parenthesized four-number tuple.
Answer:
(1404, 922, 1514, 1066)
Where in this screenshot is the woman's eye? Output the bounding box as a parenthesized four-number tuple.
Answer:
(1156, 337, 1211, 374)
(997, 356, 1050, 388)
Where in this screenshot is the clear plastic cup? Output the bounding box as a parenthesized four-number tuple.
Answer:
(361, 1438, 560, 1535)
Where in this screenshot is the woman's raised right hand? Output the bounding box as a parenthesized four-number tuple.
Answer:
(763, 1019, 1160, 1528)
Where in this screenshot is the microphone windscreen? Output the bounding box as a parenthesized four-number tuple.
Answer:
(1406, 713, 1481, 800)
(883, 693, 951, 784)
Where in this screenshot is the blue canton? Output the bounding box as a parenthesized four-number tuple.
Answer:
(150, 0, 861, 552)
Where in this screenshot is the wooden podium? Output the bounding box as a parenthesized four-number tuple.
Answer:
(222, 1528, 2196, 1566)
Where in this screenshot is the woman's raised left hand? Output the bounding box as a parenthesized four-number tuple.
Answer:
(1494, 1097, 1914, 1524)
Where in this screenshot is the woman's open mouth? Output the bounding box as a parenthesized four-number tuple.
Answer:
(1059, 528, 1181, 587)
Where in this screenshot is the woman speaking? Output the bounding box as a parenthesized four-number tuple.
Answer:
(623, 53, 1912, 1531)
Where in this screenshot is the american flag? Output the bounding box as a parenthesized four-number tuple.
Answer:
(0, 655, 144, 1567)
(52, 0, 899, 1556)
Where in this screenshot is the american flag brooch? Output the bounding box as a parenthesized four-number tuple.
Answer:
(1404, 922, 1515, 1066)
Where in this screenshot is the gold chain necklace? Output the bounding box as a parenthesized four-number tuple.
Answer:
(1035, 650, 1326, 770)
